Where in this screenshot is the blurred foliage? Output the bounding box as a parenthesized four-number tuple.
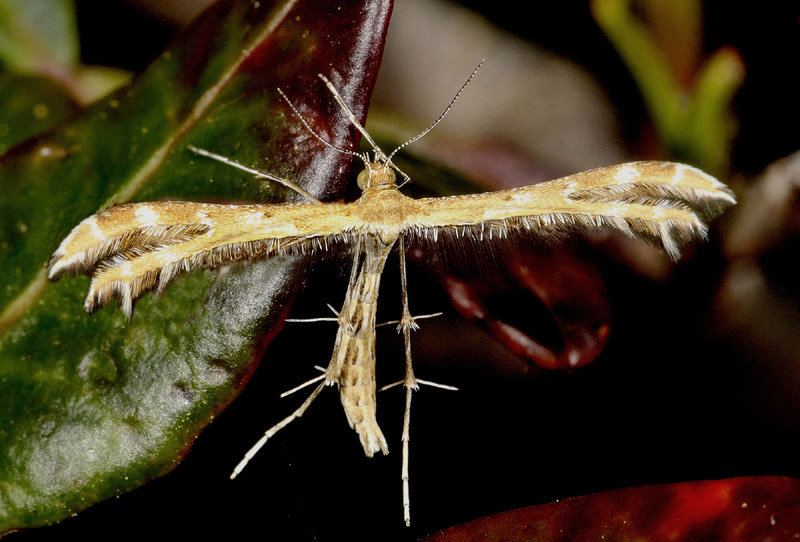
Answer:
(0, 0, 79, 71)
(592, 0, 745, 175)
(0, 0, 129, 106)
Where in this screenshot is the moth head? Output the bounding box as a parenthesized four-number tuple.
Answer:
(282, 63, 483, 195)
(358, 162, 396, 190)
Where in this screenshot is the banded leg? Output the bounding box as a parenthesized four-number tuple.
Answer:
(231, 243, 368, 479)
(398, 236, 419, 526)
(230, 381, 326, 479)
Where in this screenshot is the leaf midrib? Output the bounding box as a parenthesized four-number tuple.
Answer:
(0, 0, 300, 336)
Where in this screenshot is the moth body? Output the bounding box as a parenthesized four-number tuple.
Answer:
(47, 67, 736, 525)
(356, 176, 413, 245)
(327, 234, 394, 456)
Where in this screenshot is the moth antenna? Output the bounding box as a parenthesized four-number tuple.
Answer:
(187, 145, 320, 204)
(277, 87, 370, 171)
(385, 59, 485, 166)
(316, 74, 386, 164)
(314, 75, 415, 187)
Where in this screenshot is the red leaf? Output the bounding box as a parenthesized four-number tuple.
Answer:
(438, 246, 611, 370)
(424, 476, 800, 542)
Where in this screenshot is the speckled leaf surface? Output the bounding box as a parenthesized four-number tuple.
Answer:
(0, 0, 392, 532)
(0, 74, 79, 156)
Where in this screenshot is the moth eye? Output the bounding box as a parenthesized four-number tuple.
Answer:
(357, 169, 370, 189)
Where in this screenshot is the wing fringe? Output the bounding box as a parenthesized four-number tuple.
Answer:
(48, 202, 354, 319)
(406, 161, 735, 261)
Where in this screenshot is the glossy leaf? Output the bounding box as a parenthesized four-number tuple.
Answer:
(438, 248, 611, 371)
(0, 0, 392, 533)
(0, 72, 78, 156)
(425, 476, 800, 542)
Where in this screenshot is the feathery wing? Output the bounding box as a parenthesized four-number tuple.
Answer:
(48, 200, 358, 317)
(48, 161, 735, 318)
(404, 161, 736, 259)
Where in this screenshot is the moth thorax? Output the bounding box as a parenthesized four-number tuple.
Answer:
(357, 164, 395, 190)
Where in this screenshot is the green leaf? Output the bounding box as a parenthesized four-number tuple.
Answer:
(682, 47, 745, 175)
(0, 0, 392, 533)
(0, 72, 79, 156)
(592, 0, 682, 140)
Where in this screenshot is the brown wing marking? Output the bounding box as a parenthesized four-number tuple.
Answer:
(403, 161, 736, 260)
(48, 200, 360, 317)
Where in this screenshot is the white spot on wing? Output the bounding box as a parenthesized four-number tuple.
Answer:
(135, 205, 161, 227)
(117, 261, 135, 279)
(242, 211, 265, 225)
(682, 163, 735, 194)
(672, 164, 687, 185)
(195, 210, 214, 226)
(48, 257, 68, 278)
(614, 164, 641, 184)
(87, 216, 105, 241)
(156, 246, 179, 266)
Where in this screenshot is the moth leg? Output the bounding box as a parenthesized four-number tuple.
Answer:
(230, 380, 326, 480)
(285, 304, 341, 324)
(326, 237, 364, 384)
(187, 145, 320, 203)
(280, 372, 326, 398)
(397, 238, 419, 384)
(375, 311, 442, 329)
(398, 237, 419, 526)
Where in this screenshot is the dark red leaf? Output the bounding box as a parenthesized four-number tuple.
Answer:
(438, 246, 611, 371)
(424, 476, 800, 542)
